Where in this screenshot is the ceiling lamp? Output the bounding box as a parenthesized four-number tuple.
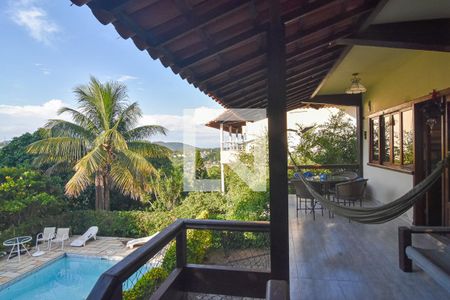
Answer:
(345, 73, 367, 94)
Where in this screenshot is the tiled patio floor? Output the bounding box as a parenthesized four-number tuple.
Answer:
(289, 195, 450, 299)
(0, 236, 136, 287)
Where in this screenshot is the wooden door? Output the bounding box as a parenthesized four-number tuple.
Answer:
(445, 96, 450, 226)
(413, 98, 445, 226)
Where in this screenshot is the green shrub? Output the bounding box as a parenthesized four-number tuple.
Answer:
(161, 210, 212, 272)
(122, 267, 168, 300)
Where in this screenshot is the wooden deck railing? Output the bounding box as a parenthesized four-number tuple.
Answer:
(87, 219, 271, 300)
(288, 164, 359, 170)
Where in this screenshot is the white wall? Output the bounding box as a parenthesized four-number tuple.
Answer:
(362, 120, 414, 221)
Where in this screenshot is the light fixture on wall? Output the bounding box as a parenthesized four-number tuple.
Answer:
(345, 73, 367, 94)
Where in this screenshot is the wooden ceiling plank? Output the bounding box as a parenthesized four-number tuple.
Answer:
(156, 0, 253, 48)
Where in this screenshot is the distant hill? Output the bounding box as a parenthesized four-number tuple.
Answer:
(154, 141, 219, 152)
(154, 141, 194, 152)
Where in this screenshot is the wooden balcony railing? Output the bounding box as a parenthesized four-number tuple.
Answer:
(288, 164, 359, 171)
(87, 219, 271, 300)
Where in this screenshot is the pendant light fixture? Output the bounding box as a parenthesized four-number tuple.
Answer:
(345, 73, 367, 94)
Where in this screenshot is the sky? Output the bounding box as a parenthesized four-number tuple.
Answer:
(0, 0, 223, 145)
(0, 0, 348, 148)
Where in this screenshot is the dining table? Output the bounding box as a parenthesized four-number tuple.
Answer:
(305, 174, 352, 196)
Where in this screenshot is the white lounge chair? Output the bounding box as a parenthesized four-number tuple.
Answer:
(35, 227, 56, 251)
(70, 226, 98, 247)
(126, 232, 159, 249)
(52, 228, 70, 250)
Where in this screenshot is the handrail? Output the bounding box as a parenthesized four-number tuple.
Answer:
(288, 164, 359, 170)
(87, 219, 270, 300)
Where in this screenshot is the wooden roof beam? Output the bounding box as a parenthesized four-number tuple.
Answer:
(155, 0, 253, 48)
(219, 51, 338, 98)
(177, 0, 359, 70)
(202, 30, 350, 89)
(305, 94, 362, 107)
(178, 27, 267, 70)
(211, 47, 337, 94)
(336, 18, 450, 52)
(285, 4, 373, 47)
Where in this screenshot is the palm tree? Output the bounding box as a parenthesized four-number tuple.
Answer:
(28, 77, 170, 210)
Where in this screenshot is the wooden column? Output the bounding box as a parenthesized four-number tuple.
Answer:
(267, 0, 289, 282)
(356, 95, 364, 177)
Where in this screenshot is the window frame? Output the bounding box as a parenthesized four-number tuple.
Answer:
(368, 107, 414, 173)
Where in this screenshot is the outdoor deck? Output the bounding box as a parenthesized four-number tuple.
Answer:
(288, 195, 449, 299)
(0, 236, 135, 287)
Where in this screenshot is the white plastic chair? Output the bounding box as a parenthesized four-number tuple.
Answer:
(52, 228, 70, 250)
(70, 226, 98, 247)
(35, 227, 56, 251)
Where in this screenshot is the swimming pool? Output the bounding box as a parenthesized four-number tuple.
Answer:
(0, 255, 117, 300)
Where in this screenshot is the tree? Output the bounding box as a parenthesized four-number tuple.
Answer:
(0, 168, 64, 229)
(195, 149, 207, 179)
(293, 110, 357, 165)
(28, 77, 170, 210)
(0, 130, 47, 168)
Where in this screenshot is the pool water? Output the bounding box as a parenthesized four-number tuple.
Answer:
(0, 256, 117, 300)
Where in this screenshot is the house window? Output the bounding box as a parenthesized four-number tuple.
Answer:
(369, 109, 413, 170)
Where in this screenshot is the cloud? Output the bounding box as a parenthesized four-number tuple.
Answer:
(138, 108, 223, 148)
(8, 0, 60, 45)
(0, 102, 222, 148)
(0, 99, 68, 140)
(34, 63, 51, 75)
(117, 75, 138, 82)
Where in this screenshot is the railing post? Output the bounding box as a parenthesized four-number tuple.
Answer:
(176, 228, 187, 268)
(111, 284, 123, 300)
(398, 226, 412, 272)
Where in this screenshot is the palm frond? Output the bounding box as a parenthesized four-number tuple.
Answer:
(27, 137, 87, 162)
(109, 162, 147, 200)
(115, 149, 157, 176)
(128, 141, 171, 158)
(57, 107, 99, 133)
(65, 167, 93, 197)
(65, 146, 106, 197)
(116, 102, 142, 132)
(123, 125, 167, 141)
(46, 119, 96, 141)
(73, 145, 106, 175)
(95, 129, 128, 152)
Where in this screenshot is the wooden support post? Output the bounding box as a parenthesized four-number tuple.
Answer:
(267, 0, 289, 283)
(398, 226, 412, 272)
(356, 95, 364, 177)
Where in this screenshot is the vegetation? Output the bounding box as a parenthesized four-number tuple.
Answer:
(0, 77, 273, 298)
(0, 130, 46, 168)
(27, 77, 170, 210)
(291, 110, 357, 165)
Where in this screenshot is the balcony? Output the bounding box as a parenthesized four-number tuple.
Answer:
(87, 197, 448, 300)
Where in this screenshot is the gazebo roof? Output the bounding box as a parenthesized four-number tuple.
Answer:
(70, 0, 381, 110)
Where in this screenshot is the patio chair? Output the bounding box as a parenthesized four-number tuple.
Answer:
(52, 228, 70, 250)
(335, 178, 368, 207)
(70, 226, 98, 247)
(35, 227, 56, 251)
(333, 170, 359, 180)
(291, 179, 323, 220)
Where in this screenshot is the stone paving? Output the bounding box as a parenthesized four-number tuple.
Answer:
(0, 235, 137, 287)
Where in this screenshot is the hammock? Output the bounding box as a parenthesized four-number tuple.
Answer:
(292, 157, 448, 224)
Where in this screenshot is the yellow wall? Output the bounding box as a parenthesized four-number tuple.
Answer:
(363, 51, 450, 115)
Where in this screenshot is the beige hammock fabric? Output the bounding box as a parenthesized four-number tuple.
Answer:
(295, 158, 448, 224)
